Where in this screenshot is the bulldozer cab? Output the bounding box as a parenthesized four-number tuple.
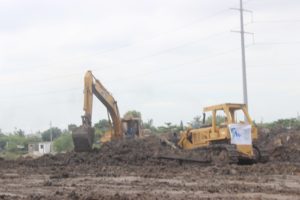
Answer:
(202, 103, 257, 140)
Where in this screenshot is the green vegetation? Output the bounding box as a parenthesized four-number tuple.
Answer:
(258, 118, 300, 131)
(93, 119, 111, 145)
(123, 110, 142, 119)
(0, 127, 71, 159)
(0, 129, 37, 160)
(41, 127, 62, 141)
(53, 132, 74, 153)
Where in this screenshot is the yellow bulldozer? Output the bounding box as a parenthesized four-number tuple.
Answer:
(160, 103, 268, 164)
(72, 71, 142, 152)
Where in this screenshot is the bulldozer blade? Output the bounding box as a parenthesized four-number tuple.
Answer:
(72, 126, 95, 152)
(160, 138, 178, 149)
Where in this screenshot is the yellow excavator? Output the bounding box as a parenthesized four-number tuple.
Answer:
(72, 71, 142, 152)
(160, 103, 268, 164)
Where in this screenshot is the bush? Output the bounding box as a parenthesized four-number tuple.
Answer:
(53, 132, 74, 153)
(41, 127, 62, 142)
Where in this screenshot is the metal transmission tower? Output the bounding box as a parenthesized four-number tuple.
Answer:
(231, 0, 253, 108)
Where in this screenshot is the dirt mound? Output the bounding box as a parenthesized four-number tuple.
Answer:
(258, 129, 300, 162)
(12, 130, 300, 170)
(19, 135, 176, 168)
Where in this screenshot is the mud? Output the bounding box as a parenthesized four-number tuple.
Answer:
(257, 130, 300, 162)
(0, 131, 300, 199)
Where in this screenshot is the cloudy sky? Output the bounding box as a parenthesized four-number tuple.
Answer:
(0, 0, 299, 133)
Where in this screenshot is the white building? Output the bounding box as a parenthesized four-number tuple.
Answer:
(28, 142, 53, 156)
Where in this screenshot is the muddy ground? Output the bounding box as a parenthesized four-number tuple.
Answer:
(0, 130, 300, 200)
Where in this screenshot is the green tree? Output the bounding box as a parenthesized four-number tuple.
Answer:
(205, 115, 226, 126)
(93, 119, 111, 144)
(41, 127, 62, 142)
(263, 118, 300, 131)
(68, 124, 77, 132)
(53, 132, 74, 153)
(123, 110, 141, 119)
(190, 116, 202, 128)
(0, 135, 7, 150)
(26, 134, 42, 144)
(156, 122, 181, 134)
(143, 119, 157, 132)
(5, 134, 27, 152)
(94, 119, 110, 132)
(14, 128, 25, 137)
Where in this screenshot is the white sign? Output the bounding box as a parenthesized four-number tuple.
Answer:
(228, 124, 252, 145)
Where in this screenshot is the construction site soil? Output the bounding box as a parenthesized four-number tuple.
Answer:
(0, 129, 300, 200)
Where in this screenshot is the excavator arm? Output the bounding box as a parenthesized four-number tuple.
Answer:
(72, 71, 123, 152)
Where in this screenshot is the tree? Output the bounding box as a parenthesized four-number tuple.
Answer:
(41, 127, 62, 142)
(189, 116, 202, 128)
(68, 124, 77, 132)
(156, 122, 181, 134)
(143, 119, 157, 132)
(262, 118, 300, 131)
(94, 119, 111, 132)
(180, 120, 184, 131)
(0, 135, 7, 150)
(26, 134, 42, 144)
(205, 115, 226, 126)
(5, 134, 27, 152)
(53, 132, 74, 153)
(14, 128, 25, 137)
(123, 110, 141, 119)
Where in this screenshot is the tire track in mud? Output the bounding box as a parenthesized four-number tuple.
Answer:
(0, 169, 300, 200)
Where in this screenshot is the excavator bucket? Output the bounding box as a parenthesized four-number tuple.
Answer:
(72, 126, 95, 152)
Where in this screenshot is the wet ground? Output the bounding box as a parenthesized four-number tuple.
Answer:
(0, 130, 299, 200)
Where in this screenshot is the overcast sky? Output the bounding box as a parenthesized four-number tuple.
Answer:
(0, 0, 299, 133)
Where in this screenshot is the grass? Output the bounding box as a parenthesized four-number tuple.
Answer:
(0, 151, 25, 160)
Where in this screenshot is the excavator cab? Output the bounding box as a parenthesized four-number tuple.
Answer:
(123, 118, 142, 139)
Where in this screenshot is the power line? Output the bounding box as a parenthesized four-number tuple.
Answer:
(0, 87, 81, 101)
(253, 19, 300, 24)
(1, 30, 232, 87)
(96, 30, 231, 67)
(254, 41, 300, 45)
(88, 8, 231, 58)
(6, 7, 233, 74)
(115, 46, 245, 80)
(0, 45, 251, 101)
(1, 6, 241, 87)
(248, 63, 300, 68)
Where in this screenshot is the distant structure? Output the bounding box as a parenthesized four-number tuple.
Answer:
(28, 142, 52, 156)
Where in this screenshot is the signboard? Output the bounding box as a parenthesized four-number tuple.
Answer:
(228, 124, 252, 145)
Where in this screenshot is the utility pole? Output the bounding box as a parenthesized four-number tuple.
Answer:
(239, 0, 248, 107)
(231, 0, 253, 107)
(50, 121, 53, 153)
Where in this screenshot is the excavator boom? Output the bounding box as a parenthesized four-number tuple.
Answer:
(72, 71, 123, 152)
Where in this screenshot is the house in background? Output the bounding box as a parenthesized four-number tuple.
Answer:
(28, 142, 53, 156)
